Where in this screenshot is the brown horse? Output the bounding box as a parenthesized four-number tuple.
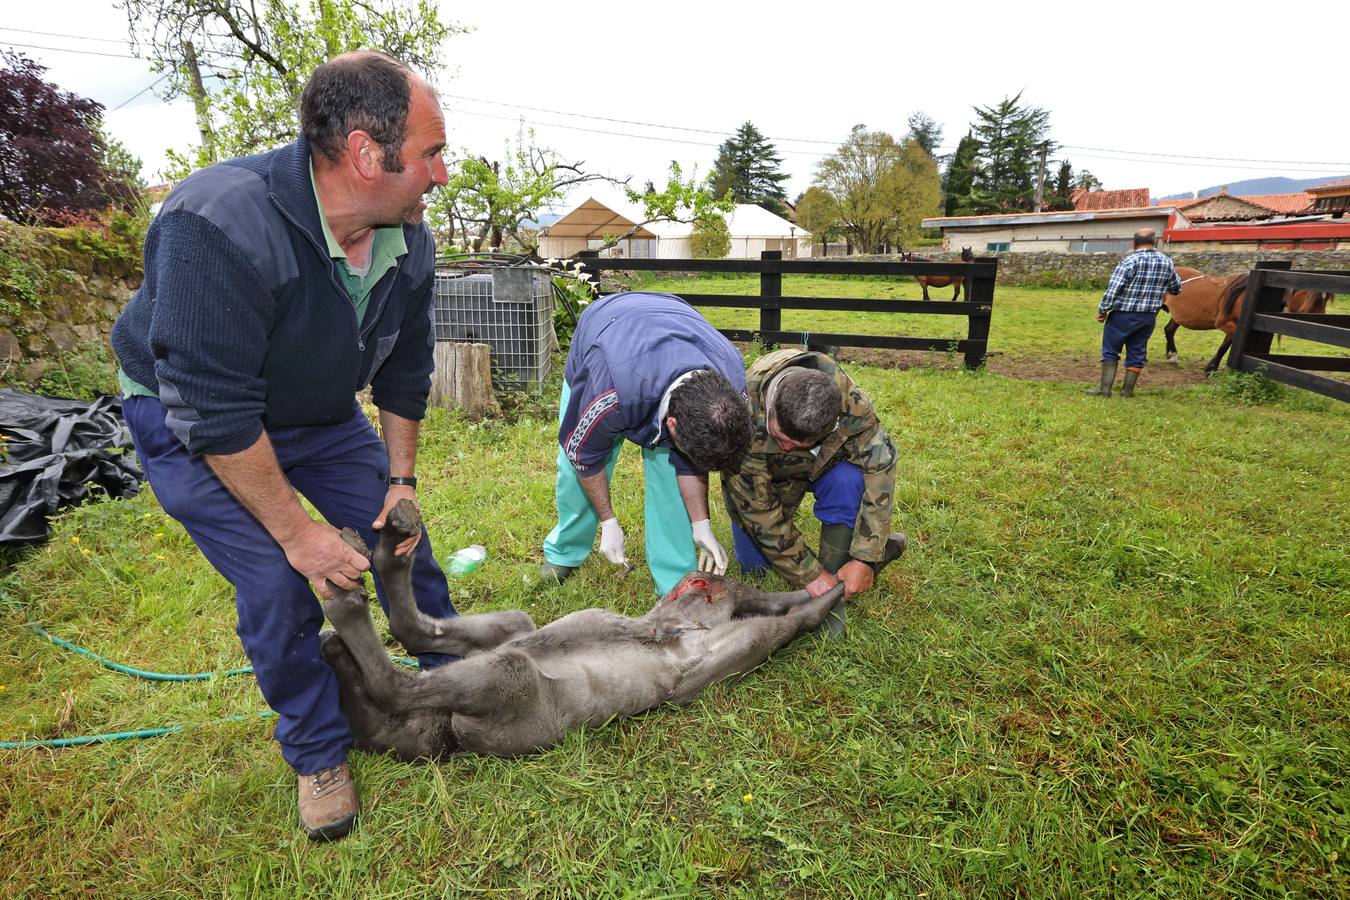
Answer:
(902, 247, 973, 300)
(1162, 267, 1332, 372)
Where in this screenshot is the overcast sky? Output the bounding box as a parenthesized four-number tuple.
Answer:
(6, 1, 1349, 210)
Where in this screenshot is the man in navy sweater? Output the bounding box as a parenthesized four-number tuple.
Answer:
(112, 52, 451, 841)
(541, 292, 752, 594)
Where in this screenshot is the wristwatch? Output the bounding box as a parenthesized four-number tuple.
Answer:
(385, 475, 418, 488)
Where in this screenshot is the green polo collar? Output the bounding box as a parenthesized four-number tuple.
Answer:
(310, 158, 407, 322)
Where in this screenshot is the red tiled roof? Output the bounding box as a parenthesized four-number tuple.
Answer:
(1071, 188, 1151, 211)
(1238, 192, 1315, 214)
(1308, 177, 1350, 194)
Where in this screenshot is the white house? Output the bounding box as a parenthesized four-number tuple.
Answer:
(921, 206, 1189, 254)
(538, 197, 811, 259)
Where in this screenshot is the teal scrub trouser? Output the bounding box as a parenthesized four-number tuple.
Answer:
(543, 382, 696, 594)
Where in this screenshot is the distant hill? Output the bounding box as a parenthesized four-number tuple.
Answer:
(522, 213, 562, 229)
(1157, 174, 1350, 203)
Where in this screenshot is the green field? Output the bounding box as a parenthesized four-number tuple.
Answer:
(635, 274, 1347, 375)
(1, 289, 1347, 896)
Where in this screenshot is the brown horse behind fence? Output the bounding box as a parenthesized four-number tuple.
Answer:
(902, 247, 974, 300)
(1163, 267, 1332, 372)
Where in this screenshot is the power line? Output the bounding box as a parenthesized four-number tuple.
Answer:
(450, 91, 1350, 172)
(449, 107, 833, 157)
(447, 92, 839, 145)
(112, 73, 171, 110)
(0, 26, 129, 45)
(0, 40, 144, 60)
(1061, 143, 1350, 168)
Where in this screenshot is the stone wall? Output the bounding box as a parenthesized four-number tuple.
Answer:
(0, 226, 139, 388)
(854, 248, 1350, 288)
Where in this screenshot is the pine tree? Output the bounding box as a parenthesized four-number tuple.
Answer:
(709, 122, 790, 215)
(1044, 159, 1075, 211)
(968, 92, 1051, 213)
(906, 111, 944, 160)
(941, 132, 980, 216)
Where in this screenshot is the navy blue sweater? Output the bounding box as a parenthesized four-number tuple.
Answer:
(560, 292, 747, 477)
(112, 137, 437, 456)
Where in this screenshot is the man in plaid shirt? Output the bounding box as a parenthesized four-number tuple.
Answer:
(1088, 229, 1182, 397)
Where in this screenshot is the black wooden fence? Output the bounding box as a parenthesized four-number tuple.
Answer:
(1228, 260, 1350, 403)
(572, 250, 998, 369)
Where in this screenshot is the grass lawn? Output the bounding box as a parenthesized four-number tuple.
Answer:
(1, 289, 1348, 896)
(634, 274, 1348, 384)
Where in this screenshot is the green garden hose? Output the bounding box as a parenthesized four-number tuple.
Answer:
(4, 616, 417, 749)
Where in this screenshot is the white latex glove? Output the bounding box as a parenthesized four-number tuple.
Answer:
(598, 517, 627, 566)
(690, 519, 728, 575)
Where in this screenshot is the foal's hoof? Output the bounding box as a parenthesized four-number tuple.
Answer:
(382, 499, 422, 541)
(1165, 354, 1179, 365)
(318, 629, 349, 662)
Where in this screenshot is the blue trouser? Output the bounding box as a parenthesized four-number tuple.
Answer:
(1101, 310, 1158, 369)
(122, 396, 457, 775)
(731, 461, 865, 575)
(543, 382, 696, 595)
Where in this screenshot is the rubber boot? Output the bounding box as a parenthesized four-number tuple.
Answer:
(816, 524, 854, 639)
(1119, 369, 1141, 398)
(538, 561, 577, 584)
(1085, 361, 1117, 397)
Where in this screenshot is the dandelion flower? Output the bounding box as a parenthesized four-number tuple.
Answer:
(742, 793, 753, 803)
(70, 536, 80, 544)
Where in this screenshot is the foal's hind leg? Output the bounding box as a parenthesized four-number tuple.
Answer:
(374, 501, 535, 656)
(319, 630, 458, 761)
(667, 585, 843, 706)
(952, 281, 961, 301)
(1164, 319, 1180, 363)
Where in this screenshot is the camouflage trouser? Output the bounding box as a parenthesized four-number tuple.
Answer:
(729, 462, 863, 576)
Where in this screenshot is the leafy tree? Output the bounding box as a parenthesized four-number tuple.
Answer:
(428, 126, 612, 253)
(121, 0, 461, 178)
(599, 162, 733, 246)
(1075, 169, 1103, 191)
(708, 122, 788, 215)
(906, 111, 944, 160)
(794, 186, 842, 253)
(942, 131, 980, 216)
(812, 125, 940, 254)
(967, 92, 1051, 213)
(689, 213, 731, 259)
(0, 52, 139, 224)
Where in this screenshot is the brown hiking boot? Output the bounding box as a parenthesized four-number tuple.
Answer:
(297, 763, 359, 842)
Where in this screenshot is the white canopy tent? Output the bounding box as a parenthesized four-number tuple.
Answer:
(538, 198, 810, 259)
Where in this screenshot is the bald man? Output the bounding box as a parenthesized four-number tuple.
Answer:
(112, 52, 452, 841)
(1089, 228, 1181, 397)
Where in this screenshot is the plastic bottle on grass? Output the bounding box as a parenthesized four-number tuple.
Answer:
(445, 544, 487, 576)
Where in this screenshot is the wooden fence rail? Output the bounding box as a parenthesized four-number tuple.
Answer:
(572, 250, 998, 369)
(1228, 260, 1350, 403)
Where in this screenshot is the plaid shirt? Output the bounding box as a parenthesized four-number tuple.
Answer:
(1099, 248, 1182, 315)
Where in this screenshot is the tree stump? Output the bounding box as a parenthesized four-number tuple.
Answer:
(430, 342, 500, 421)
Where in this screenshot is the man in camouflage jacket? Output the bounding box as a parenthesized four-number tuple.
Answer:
(722, 349, 902, 606)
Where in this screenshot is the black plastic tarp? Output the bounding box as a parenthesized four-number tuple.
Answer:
(0, 389, 144, 544)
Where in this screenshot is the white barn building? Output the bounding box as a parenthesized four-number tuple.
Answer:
(538, 197, 810, 259)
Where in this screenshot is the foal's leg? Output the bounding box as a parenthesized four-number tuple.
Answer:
(952, 281, 961, 301)
(374, 501, 535, 656)
(321, 583, 537, 719)
(319, 630, 457, 761)
(1164, 319, 1180, 363)
(667, 585, 843, 706)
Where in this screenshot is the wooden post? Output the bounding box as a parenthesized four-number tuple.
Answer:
(760, 249, 781, 349)
(964, 256, 997, 369)
(1229, 259, 1291, 369)
(430, 342, 500, 421)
